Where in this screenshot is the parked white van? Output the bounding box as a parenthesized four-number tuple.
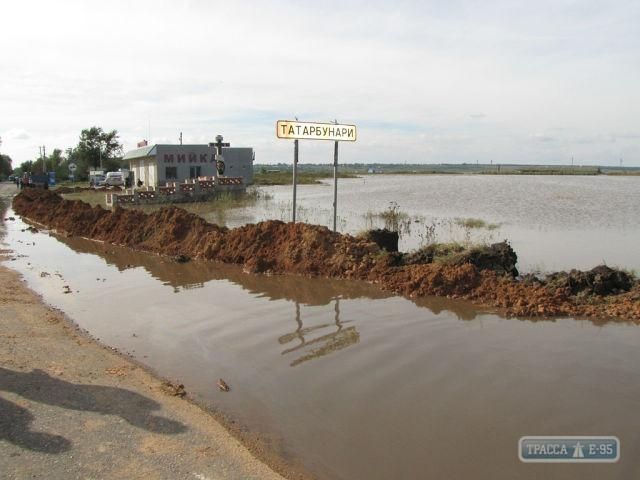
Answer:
(105, 171, 125, 187)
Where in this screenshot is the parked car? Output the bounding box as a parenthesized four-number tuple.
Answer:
(104, 171, 125, 187)
(89, 174, 106, 187)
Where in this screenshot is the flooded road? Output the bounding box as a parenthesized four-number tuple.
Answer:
(204, 175, 640, 273)
(3, 207, 640, 480)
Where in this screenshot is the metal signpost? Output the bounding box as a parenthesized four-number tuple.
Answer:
(68, 162, 77, 183)
(276, 120, 357, 231)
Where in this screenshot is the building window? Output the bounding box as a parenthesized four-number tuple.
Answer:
(189, 166, 202, 178)
(166, 167, 178, 179)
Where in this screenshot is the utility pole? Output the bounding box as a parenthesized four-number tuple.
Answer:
(39, 146, 46, 173)
(179, 132, 183, 145)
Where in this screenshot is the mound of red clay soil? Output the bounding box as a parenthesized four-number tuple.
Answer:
(12, 188, 640, 322)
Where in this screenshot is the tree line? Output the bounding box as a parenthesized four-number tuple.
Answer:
(10, 126, 125, 181)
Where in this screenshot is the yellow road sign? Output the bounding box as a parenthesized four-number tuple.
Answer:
(276, 120, 357, 142)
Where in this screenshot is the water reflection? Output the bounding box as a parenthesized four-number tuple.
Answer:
(279, 299, 359, 367)
(56, 235, 365, 366)
(57, 234, 389, 306)
(55, 233, 487, 323)
(15, 221, 634, 329)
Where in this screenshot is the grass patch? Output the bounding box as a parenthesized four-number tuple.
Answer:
(52, 181, 90, 189)
(253, 169, 359, 185)
(404, 241, 508, 267)
(61, 186, 272, 215)
(455, 217, 500, 230)
(61, 190, 107, 207)
(428, 242, 469, 264)
(403, 241, 476, 265)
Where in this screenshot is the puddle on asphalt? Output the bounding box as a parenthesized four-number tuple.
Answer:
(3, 209, 640, 480)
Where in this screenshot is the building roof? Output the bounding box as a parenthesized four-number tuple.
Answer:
(123, 145, 157, 160)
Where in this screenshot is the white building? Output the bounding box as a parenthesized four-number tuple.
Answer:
(123, 143, 254, 187)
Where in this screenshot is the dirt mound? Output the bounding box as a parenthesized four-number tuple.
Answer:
(402, 242, 518, 277)
(361, 229, 399, 252)
(545, 265, 633, 296)
(12, 188, 640, 322)
(462, 242, 519, 277)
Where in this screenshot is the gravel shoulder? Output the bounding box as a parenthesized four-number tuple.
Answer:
(0, 182, 287, 480)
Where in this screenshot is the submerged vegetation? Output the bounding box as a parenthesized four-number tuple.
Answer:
(363, 202, 503, 249)
(253, 168, 359, 185)
(364, 202, 410, 233)
(455, 217, 500, 230)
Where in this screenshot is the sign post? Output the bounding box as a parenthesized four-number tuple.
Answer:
(276, 120, 356, 230)
(68, 162, 77, 183)
(333, 139, 339, 232)
(293, 139, 299, 222)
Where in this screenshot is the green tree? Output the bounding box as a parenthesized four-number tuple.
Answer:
(48, 148, 63, 169)
(19, 160, 34, 174)
(74, 127, 123, 172)
(0, 154, 12, 179)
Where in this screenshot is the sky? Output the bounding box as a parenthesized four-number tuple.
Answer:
(1, 0, 639, 166)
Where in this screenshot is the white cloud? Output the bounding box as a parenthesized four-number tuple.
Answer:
(0, 0, 639, 165)
(3, 129, 30, 141)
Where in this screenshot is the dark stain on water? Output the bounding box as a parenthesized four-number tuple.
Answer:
(4, 209, 640, 480)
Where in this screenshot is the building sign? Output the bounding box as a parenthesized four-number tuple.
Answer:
(276, 120, 357, 142)
(163, 153, 215, 164)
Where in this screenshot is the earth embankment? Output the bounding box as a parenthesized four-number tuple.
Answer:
(12, 188, 640, 321)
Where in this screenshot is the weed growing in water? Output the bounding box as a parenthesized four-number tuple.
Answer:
(455, 217, 500, 230)
(364, 202, 412, 234)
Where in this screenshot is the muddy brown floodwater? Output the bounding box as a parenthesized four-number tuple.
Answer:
(4, 208, 640, 480)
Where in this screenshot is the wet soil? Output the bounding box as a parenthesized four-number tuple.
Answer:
(12, 188, 640, 321)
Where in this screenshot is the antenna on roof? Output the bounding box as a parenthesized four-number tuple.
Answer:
(179, 132, 183, 145)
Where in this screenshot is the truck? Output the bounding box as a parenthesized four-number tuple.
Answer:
(22, 173, 49, 189)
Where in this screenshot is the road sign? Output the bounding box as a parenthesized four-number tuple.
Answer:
(276, 119, 357, 231)
(276, 120, 356, 142)
(68, 163, 77, 172)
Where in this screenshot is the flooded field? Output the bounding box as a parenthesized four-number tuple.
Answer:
(200, 174, 640, 273)
(3, 208, 640, 480)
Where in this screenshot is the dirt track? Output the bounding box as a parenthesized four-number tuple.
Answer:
(12, 188, 640, 322)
